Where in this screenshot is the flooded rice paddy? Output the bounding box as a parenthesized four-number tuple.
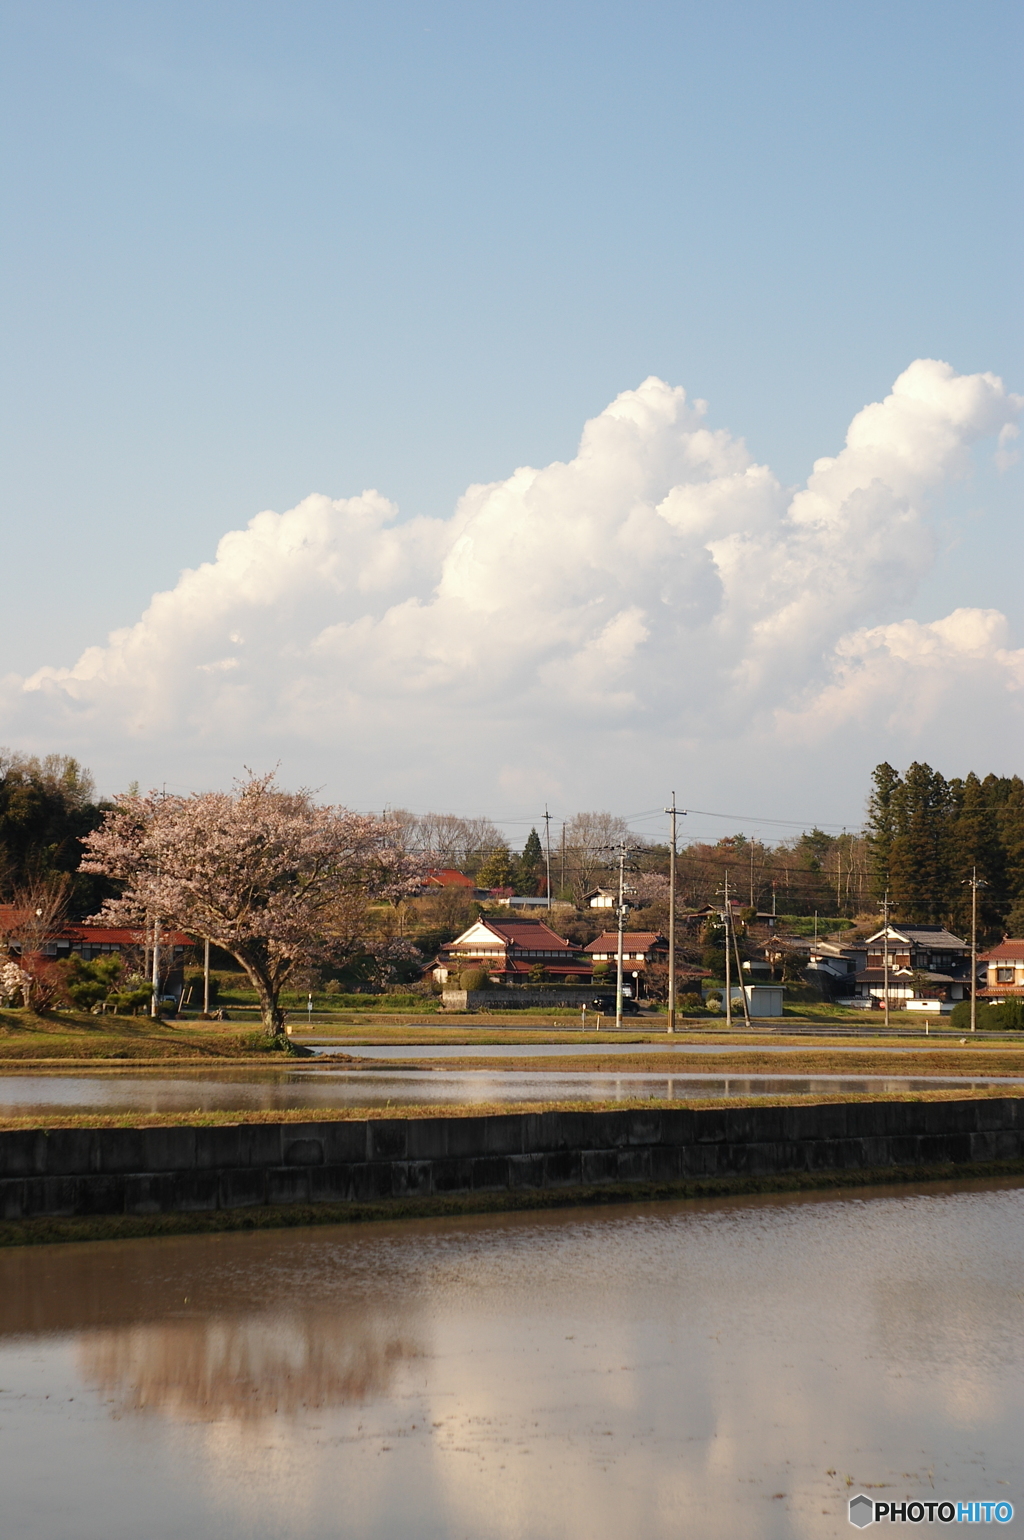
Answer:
(1, 1179, 1023, 1538)
(0, 1066, 1018, 1117)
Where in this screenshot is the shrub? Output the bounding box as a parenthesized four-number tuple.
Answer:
(951, 998, 1024, 1031)
(680, 992, 703, 1010)
(459, 968, 487, 992)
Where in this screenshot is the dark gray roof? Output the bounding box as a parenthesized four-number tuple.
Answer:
(865, 926, 967, 949)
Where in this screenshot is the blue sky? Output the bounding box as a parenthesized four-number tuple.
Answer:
(0, 1, 1021, 827)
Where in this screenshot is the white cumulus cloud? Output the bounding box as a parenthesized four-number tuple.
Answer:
(2, 359, 1021, 814)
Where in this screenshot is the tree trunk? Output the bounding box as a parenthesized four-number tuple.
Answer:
(254, 981, 285, 1037)
(232, 952, 286, 1037)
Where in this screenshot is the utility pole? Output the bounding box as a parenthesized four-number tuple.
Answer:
(560, 823, 566, 898)
(664, 794, 685, 1034)
(543, 807, 553, 910)
(731, 904, 752, 1030)
(882, 890, 890, 1031)
(151, 913, 161, 1018)
(203, 937, 211, 1015)
(964, 867, 987, 1034)
(749, 842, 755, 911)
(614, 841, 631, 1032)
(723, 871, 732, 1029)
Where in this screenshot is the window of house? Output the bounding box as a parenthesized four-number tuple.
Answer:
(997, 967, 1014, 983)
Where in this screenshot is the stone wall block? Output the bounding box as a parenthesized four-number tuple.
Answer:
(975, 1098, 1017, 1132)
(284, 1137, 324, 1167)
(319, 1122, 370, 1164)
(97, 1127, 153, 1170)
(0, 1177, 28, 1218)
(124, 1173, 174, 1215)
(35, 1130, 99, 1177)
(404, 1120, 450, 1161)
(265, 1167, 311, 1205)
(471, 1155, 511, 1190)
(217, 1169, 266, 1209)
(541, 1149, 581, 1186)
(195, 1126, 251, 1171)
(507, 1153, 546, 1189)
(390, 1161, 433, 1198)
(73, 1174, 127, 1215)
(580, 1148, 618, 1184)
(348, 1162, 395, 1202)
(615, 1147, 652, 1182)
(648, 1144, 685, 1181)
(428, 1156, 475, 1193)
(691, 1108, 730, 1144)
(0, 1131, 48, 1177)
(659, 1108, 697, 1146)
(308, 1165, 353, 1203)
(165, 1171, 221, 1212)
(367, 1120, 408, 1161)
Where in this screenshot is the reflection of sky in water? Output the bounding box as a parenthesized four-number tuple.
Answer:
(317, 1042, 980, 1057)
(0, 1069, 1018, 1115)
(0, 1182, 1023, 1539)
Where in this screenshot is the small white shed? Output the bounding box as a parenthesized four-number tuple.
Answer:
(730, 983, 785, 1018)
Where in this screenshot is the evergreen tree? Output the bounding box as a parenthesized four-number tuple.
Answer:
(992, 775, 1024, 922)
(947, 773, 1005, 936)
(866, 762, 902, 903)
(519, 828, 544, 894)
(475, 842, 517, 891)
(889, 762, 952, 922)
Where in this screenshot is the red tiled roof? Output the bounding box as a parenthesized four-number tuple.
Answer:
(980, 940, 1024, 961)
(424, 869, 475, 888)
(478, 918, 572, 951)
(584, 932, 667, 954)
(0, 908, 191, 947)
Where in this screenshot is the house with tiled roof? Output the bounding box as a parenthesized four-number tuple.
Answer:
(852, 924, 972, 1007)
(978, 939, 1024, 1000)
(0, 906, 192, 993)
(422, 868, 476, 890)
(584, 932, 669, 967)
(429, 916, 591, 984)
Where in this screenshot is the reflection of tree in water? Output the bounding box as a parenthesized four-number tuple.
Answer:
(79, 1310, 423, 1421)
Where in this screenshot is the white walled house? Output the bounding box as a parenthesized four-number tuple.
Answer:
(429, 917, 590, 984)
(978, 940, 1024, 1000)
(852, 925, 971, 1008)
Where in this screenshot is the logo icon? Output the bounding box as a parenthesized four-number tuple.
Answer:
(849, 1494, 874, 1528)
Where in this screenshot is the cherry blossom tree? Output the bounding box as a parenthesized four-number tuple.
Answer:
(81, 773, 424, 1036)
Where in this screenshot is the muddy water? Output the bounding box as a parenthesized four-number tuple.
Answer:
(0, 1068, 1016, 1116)
(2, 1181, 1023, 1539)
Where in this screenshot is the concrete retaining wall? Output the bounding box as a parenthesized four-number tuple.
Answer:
(2, 1100, 1022, 1220)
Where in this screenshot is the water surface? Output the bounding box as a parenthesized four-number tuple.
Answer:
(0, 1067, 1017, 1116)
(1, 1180, 1022, 1538)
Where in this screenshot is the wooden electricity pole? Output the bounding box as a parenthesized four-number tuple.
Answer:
(964, 867, 987, 1033)
(664, 794, 685, 1034)
(543, 807, 553, 910)
(882, 890, 890, 1031)
(723, 871, 732, 1029)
